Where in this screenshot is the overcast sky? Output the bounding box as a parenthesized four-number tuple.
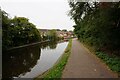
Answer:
(0, 0, 75, 31)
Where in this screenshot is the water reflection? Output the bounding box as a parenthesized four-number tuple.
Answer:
(3, 40, 68, 79)
(3, 44, 41, 79)
(40, 40, 57, 49)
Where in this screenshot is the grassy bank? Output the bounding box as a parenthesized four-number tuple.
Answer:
(95, 51, 120, 76)
(80, 41, 120, 77)
(35, 39, 72, 80)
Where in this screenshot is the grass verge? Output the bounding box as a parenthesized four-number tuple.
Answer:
(95, 51, 120, 76)
(80, 41, 120, 77)
(35, 39, 72, 80)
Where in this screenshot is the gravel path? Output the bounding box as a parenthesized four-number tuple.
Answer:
(62, 38, 118, 78)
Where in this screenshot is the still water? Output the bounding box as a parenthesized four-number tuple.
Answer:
(3, 41, 68, 79)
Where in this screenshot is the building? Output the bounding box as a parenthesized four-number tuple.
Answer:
(39, 29, 74, 39)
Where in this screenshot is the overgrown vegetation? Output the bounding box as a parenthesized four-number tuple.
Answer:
(68, 1, 120, 73)
(35, 39, 72, 79)
(96, 51, 120, 73)
(47, 29, 59, 41)
(2, 10, 41, 50)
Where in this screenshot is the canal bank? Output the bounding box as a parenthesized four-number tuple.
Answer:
(35, 39, 72, 79)
(3, 40, 68, 79)
(7, 40, 50, 51)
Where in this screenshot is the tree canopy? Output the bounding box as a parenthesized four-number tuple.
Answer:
(47, 29, 58, 41)
(68, 1, 120, 56)
(2, 10, 41, 50)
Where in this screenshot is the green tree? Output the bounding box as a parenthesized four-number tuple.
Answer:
(2, 10, 41, 50)
(48, 29, 58, 41)
(10, 17, 41, 45)
(62, 29, 67, 32)
(68, 1, 120, 56)
(2, 10, 12, 50)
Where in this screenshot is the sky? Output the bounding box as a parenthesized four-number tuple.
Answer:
(0, 0, 75, 31)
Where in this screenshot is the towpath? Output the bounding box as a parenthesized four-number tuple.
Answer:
(62, 38, 118, 78)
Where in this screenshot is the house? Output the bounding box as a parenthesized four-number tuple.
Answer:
(39, 29, 74, 39)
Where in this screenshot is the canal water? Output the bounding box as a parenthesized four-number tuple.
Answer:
(3, 41, 68, 79)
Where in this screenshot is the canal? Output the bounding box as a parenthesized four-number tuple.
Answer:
(3, 41, 68, 79)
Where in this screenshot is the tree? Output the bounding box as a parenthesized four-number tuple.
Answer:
(2, 10, 41, 50)
(62, 29, 67, 32)
(11, 17, 41, 45)
(68, 1, 120, 56)
(2, 10, 12, 50)
(48, 29, 58, 41)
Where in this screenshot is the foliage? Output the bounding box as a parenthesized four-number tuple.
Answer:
(35, 39, 72, 79)
(96, 51, 120, 73)
(62, 29, 67, 32)
(68, 1, 120, 74)
(47, 29, 58, 41)
(68, 1, 120, 56)
(2, 10, 41, 50)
